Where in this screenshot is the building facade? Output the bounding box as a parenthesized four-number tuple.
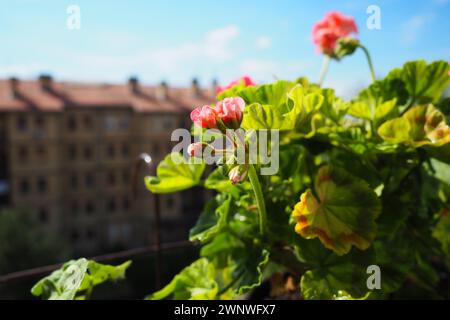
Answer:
(0, 75, 215, 256)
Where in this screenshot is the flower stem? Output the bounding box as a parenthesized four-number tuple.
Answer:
(359, 44, 376, 83)
(248, 164, 267, 237)
(318, 55, 331, 86)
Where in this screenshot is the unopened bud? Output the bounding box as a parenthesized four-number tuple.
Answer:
(187, 142, 208, 158)
(228, 165, 249, 185)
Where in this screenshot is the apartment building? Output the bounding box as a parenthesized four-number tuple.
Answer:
(0, 75, 215, 255)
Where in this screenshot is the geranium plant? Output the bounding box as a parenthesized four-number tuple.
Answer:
(32, 11, 450, 300)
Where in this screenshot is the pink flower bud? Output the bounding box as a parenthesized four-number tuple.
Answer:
(228, 165, 248, 185)
(216, 76, 256, 95)
(190, 105, 218, 129)
(215, 97, 245, 129)
(312, 11, 358, 56)
(187, 142, 205, 158)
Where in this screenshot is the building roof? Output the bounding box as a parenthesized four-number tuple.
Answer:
(0, 77, 215, 113)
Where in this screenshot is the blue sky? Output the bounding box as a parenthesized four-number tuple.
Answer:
(0, 0, 449, 97)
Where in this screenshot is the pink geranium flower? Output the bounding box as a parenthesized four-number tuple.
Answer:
(190, 105, 218, 129)
(312, 11, 358, 55)
(215, 97, 246, 129)
(216, 76, 255, 95)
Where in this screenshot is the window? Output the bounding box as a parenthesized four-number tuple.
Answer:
(68, 144, 77, 160)
(38, 207, 48, 222)
(123, 196, 130, 210)
(83, 114, 93, 129)
(18, 145, 28, 161)
(19, 178, 30, 195)
(70, 174, 78, 189)
(85, 201, 95, 215)
(122, 143, 130, 157)
(35, 115, 45, 129)
(37, 177, 47, 193)
(107, 144, 115, 158)
(85, 172, 95, 188)
(163, 119, 173, 130)
(70, 230, 80, 241)
(67, 115, 77, 131)
(104, 115, 130, 132)
(107, 198, 116, 212)
(122, 169, 130, 184)
(86, 228, 95, 240)
(36, 145, 46, 158)
(153, 144, 161, 157)
(107, 171, 116, 186)
(17, 116, 27, 132)
(83, 145, 93, 160)
(71, 200, 79, 215)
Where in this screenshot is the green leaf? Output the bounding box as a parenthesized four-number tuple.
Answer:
(201, 233, 270, 296)
(148, 258, 218, 300)
(145, 152, 205, 194)
(349, 99, 397, 122)
(218, 80, 295, 110)
(234, 249, 270, 295)
(82, 260, 131, 288)
(373, 234, 415, 294)
(189, 195, 232, 242)
(433, 213, 450, 257)
(31, 259, 131, 300)
(397, 60, 450, 104)
(297, 238, 375, 300)
(320, 89, 349, 122)
(239, 80, 296, 109)
(431, 159, 450, 187)
(378, 104, 450, 147)
(284, 85, 328, 135)
(241, 103, 285, 130)
(292, 166, 381, 256)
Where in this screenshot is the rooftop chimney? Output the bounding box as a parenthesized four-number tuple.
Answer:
(191, 78, 201, 98)
(9, 77, 19, 99)
(128, 77, 139, 94)
(156, 81, 169, 101)
(39, 74, 53, 91)
(211, 79, 218, 98)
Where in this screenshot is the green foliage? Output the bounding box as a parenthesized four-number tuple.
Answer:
(144, 59, 450, 300)
(31, 259, 131, 300)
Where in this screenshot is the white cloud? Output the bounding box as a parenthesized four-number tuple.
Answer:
(0, 63, 47, 78)
(44, 25, 241, 83)
(256, 36, 272, 49)
(401, 15, 431, 46)
(204, 25, 240, 60)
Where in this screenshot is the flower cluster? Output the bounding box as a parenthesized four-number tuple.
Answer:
(190, 80, 250, 184)
(312, 11, 358, 56)
(190, 97, 246, 131)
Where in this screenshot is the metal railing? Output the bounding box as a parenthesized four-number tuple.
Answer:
(0, 240, 194, 285)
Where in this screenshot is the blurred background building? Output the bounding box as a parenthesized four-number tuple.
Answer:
(0, 75, 214, 256)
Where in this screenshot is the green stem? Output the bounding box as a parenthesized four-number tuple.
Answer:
(359, 44, 376, 83)
(248, 164, 267, 237)
(318, 55, 331, 86)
